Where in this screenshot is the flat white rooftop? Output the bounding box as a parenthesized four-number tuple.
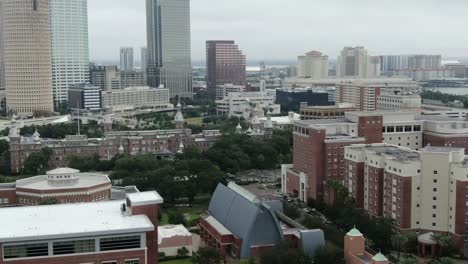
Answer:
(16, 173, 111, 191)
(158, 225, 192, 244)
(127, 191, 163, 206)
(0, 200, 154, 243)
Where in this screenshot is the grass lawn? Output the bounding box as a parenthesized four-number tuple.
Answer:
(160, 259, 192, 264)
(185, 117, 204, 125)
(160, 203, 208, 227)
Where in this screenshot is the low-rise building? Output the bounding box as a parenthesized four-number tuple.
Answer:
(120, 70, 146, 88)
(102, 87, 172, 112)
(216, 91, 280, 119)
(336, 81, 420, 111)
(0, 190, 163, 264)
(276, 87, 334, 112)
(199, 182, 325, 260)
(0, 168, 111, 207)
(215, 83, 245, 99)
(158, 225, 193, 257)
(377, 91, 421, 113)
(300, 103, 357, 120)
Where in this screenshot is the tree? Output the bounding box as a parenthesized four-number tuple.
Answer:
(431, 234, 454, 258)
(432, 258, 455, 264)
(259, 242, 312, 264)
(283, 203, 300, 220)
(392, 233, 408, 260)
(39, 198, 58, 205)
(399, 257, 417, 264)
(177, 246, 190, 258)
(168, 210, 186, 226)
(22, 147, 52, 175)
(191, 247, 221, 264)
(313, 243, 344, 264)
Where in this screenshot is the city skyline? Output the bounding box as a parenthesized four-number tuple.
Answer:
(89, 0, 468, 62)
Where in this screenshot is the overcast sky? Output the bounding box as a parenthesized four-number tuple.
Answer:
(88, 0, 468, 63)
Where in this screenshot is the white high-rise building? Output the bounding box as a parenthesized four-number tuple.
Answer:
(50, 0, 90, 106)
(337, 47, 375, 78)
(120, 47, 134, 71)
(147, 0, 193, 99)
(297, 51, 329, 79)
(1, 0, 54, 116)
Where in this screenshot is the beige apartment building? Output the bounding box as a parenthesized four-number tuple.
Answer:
(1, 0, 54, 116)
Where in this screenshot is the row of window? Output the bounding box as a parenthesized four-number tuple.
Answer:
(3, 235, 141, 260)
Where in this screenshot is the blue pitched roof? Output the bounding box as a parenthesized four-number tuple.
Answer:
(208, 183, 284, 258)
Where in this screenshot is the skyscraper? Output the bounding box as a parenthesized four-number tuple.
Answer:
(141, 46, 148, 72)
(206, 40, 246, 97)
(146, 0, 193, 99)
(50, 0, 90, 106)
(0, 0, 5, 92)
(120, 47, 134, 71)
(1, 0, 54, 116)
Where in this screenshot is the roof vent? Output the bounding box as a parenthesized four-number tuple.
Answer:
(121, 203, 127, 213)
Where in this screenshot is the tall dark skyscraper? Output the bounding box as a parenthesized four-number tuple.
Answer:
(206, 40, 246, 97)
(146, 0, 192, 99)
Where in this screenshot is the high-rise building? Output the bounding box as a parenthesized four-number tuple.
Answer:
(0, 0, 4, 92)
(206, 40, 246, 97)
(120, 47, 134, 71)
(141, 46, 148, 72)
(50, 0, 90, 106)
(121, 71, 145, 88)
(408, 54, 441, 69)
(380, 55, 410, 72)
(1, 0, 54, 116)
(146, 0, 193, 99)
(297, 51, 329, 79)
(337, 47, 374, 78)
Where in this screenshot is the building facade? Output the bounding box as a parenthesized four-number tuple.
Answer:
(0, 168, 111, 207)
(215, 83, 245, 99)
(8, 115, 222, 174)
(147, 0, 193, 99)
(121, 70, 146, 88)
(336, 81, 420, 111)
(90, 64, 121, 91)
(344, 228, 389, 264)
(0, 191, 162, 264)
(376, 91, 421, 113)
(120, 47, 134, 71)
(216, 91, 280, 118)
(68, 83, 102, 111)
(300, 103, 358, 120)
(206, 40, 246, 97)
(2, 0, 54, 116)
(344, 144, 468, 252)
(276, 87, 334, 112)
(102, 87, 171, 112)
(283, 112, 424, 203)
(336, 47, 375, 78)
(297, 51, 329, 79)
(50, 0, 90, 105)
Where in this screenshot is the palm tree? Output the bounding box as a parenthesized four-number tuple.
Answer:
(392, 233, 408, 260)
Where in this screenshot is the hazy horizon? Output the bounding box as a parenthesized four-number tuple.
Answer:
(89, 0, 468, 63)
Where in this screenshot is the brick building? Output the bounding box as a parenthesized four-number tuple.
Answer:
(283, 111, 427, 203)
(0, 168, 111, 207)
(0, 191, 163, 264)
(8, 114, 222, 174)
(199, 182, 325, 260)
(299, 103, 357, 120)
(344, 227, 389, 264)
(344, 144, 468, 253)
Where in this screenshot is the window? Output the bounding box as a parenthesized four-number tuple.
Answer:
(433, 205, 437, 209)
(33, 0, 38, 11)
(414, 125, 421, 132)
(3, 243, 49, 259)
(124, 260, 140, 264)
(433, 197, 437, 201)
(100, 236, 141, 252)
(433, 188, 437, 192)
(433, 214, 436, 217)
(432, 223, 436, 226)
(434, 179, 437, 183)
(102, 262, 118, 264)
(53, 239, 95, 255)
(434, 170, 438, 175)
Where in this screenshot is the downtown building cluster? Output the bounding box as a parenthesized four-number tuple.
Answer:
(0, 0, 193, 117)
(282, 110, 468, 251)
